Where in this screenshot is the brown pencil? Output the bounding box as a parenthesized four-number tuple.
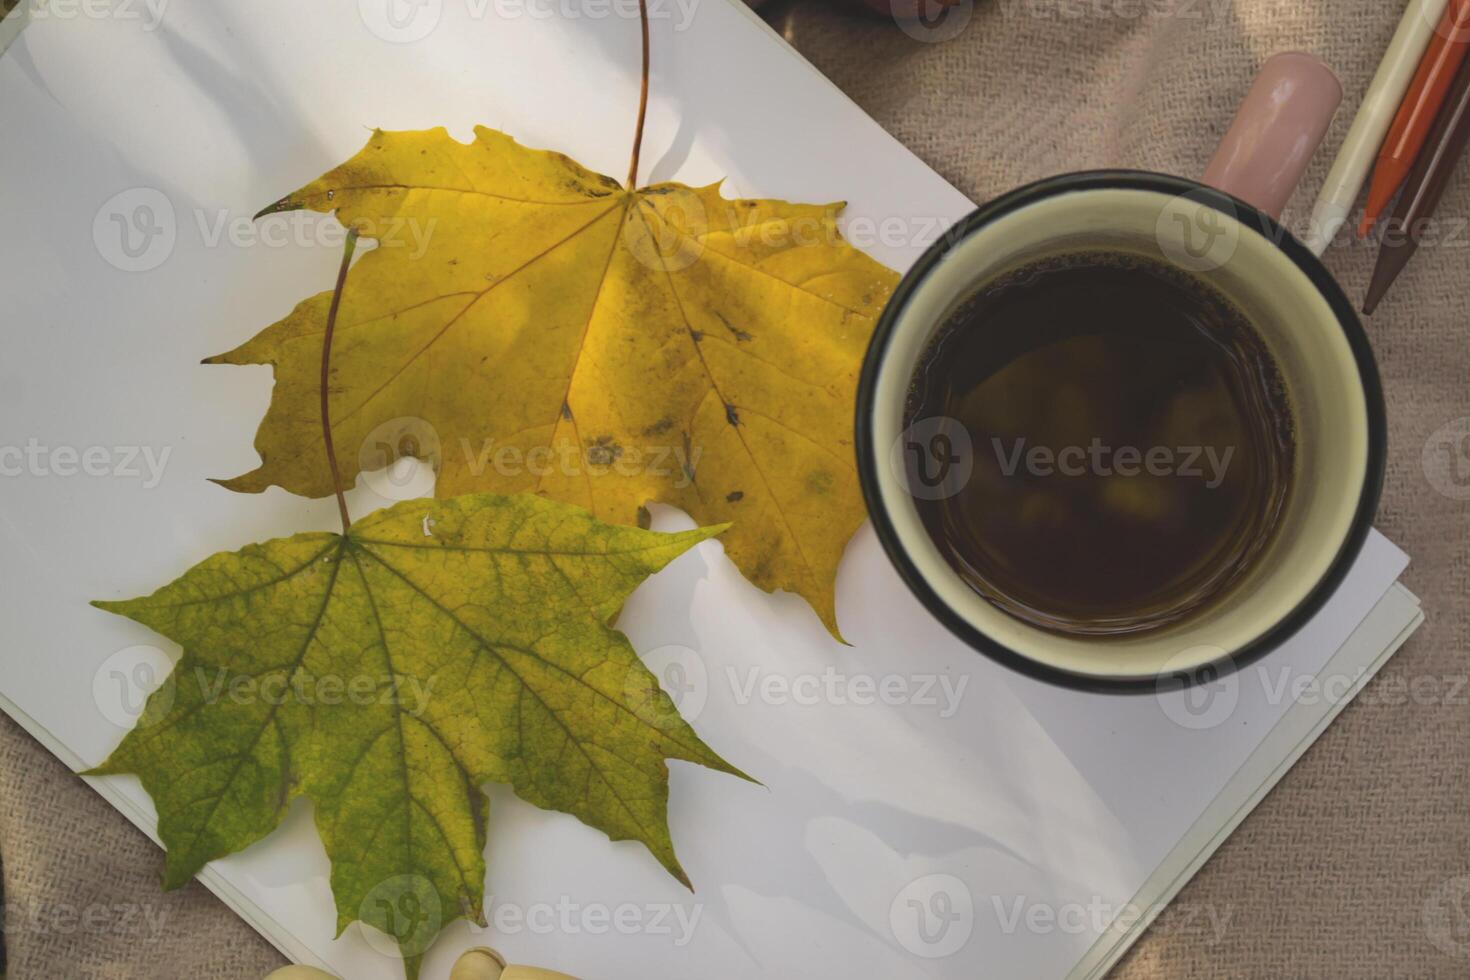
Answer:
(1364, 52, 1470, 314)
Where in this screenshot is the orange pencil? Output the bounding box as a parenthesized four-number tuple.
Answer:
(1360, 0, 1470, 236)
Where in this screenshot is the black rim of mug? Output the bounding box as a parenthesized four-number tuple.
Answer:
(853, 170, 1388, 694)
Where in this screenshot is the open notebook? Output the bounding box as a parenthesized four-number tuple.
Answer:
(0, 2, 1422, 977)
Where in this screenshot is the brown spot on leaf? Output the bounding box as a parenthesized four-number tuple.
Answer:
(726, 491, 744, 503)
(716, 312, 752, 343)
(643, 418, 674, 436)
(586, 436, 622, 467)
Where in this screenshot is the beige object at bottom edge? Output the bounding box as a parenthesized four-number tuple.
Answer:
(265, 947, 577, 980)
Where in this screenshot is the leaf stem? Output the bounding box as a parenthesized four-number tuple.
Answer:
(322, 229, 359, 535)
(626, 0, 650, 190)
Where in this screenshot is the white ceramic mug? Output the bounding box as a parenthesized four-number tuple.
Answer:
(854, 54, 1387, 691)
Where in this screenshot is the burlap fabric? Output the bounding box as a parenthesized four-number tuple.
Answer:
(3, 0, 1468, 976)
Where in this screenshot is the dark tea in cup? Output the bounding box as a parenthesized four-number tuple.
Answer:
(904, 249, 1297, 637)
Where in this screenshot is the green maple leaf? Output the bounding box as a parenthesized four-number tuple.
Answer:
(88, 493, 744, 978)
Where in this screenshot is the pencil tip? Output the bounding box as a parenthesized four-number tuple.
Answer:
(1362, 221, 1418, 318)
(1359, 165, 1408, 242)
(1362, 280, 1388, 316)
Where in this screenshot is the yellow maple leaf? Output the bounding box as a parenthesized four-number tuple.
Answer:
(210, 127, 898, 637)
